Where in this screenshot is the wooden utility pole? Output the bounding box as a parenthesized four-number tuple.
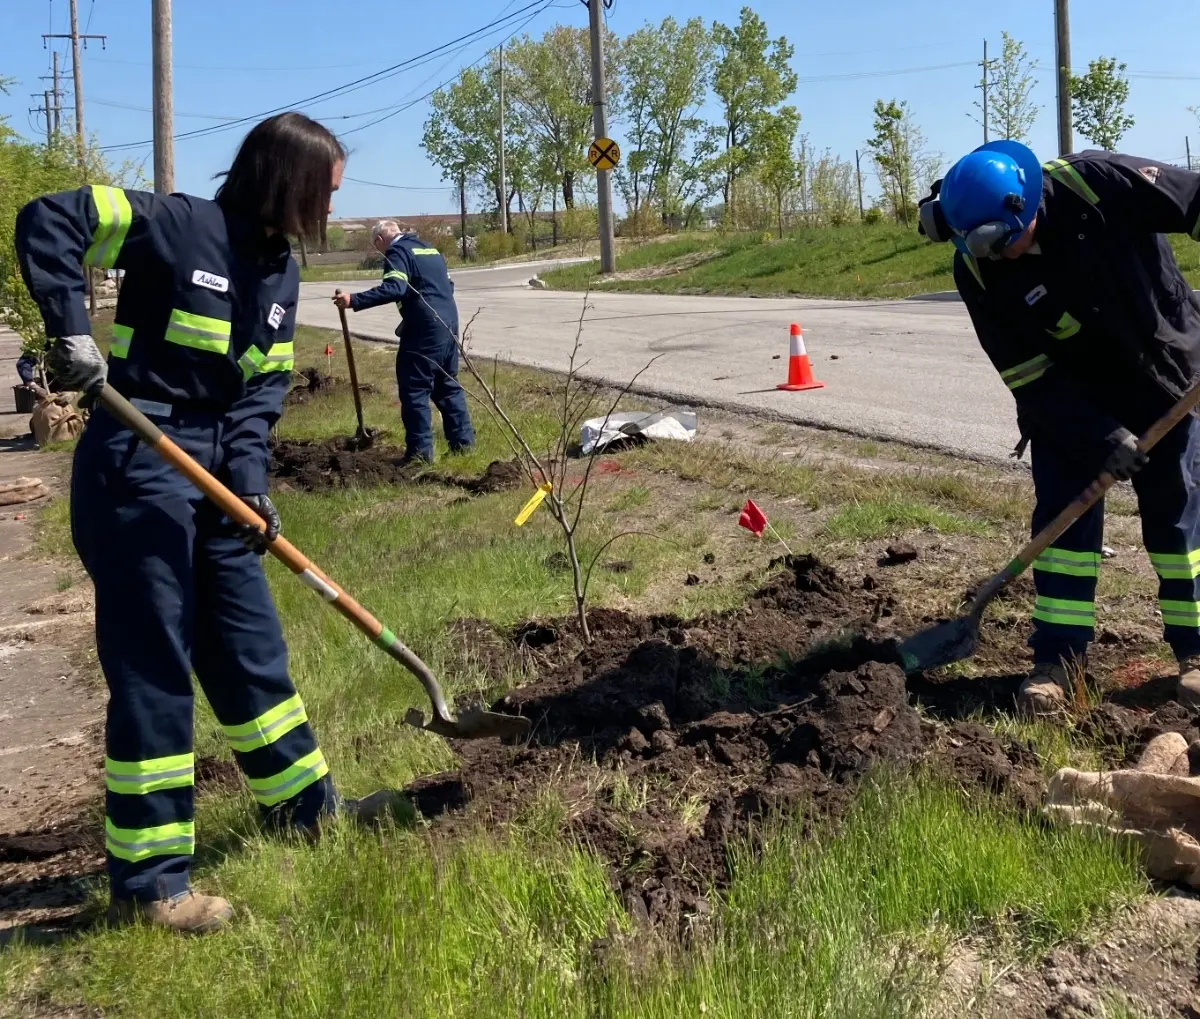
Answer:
(1188, 137, 1193, 172)
(979, 39, 990, 143)
(152, 0, 174, 194)
(854, 150, 864, 220)
(1054, 0, 1073, 156)
(586, 0, 616, 274)
(498, 43, 508, 235)
(52, 52, 62, 135)
(45, 1, 106, 313)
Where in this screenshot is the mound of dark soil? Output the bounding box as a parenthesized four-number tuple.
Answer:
(269, 439, 411, 490)
(285, 367, 378, 406)
(407, 557, 1045, 932)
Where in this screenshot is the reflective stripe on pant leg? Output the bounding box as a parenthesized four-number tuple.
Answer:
(1149, 549, 1200, 581)
(221, 692, 308, 753)
(105, 818, 195, 863)
(1032, 596, 1096, 628)
(1033, 547, 1100, 578)
(105, 752, 194, 795)
(1161, 600, 1200, 627)
(245, 748, 330, 807)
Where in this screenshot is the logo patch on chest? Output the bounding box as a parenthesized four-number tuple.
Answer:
(1139, 165, 1161, 184)
(267, 303, 286, 330)
(1025, 284, 1048, 306)
(191, 269, 229, 293)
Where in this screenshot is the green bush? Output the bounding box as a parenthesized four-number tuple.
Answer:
(863, 207, 884, 226)
(432, 232, 462, 260)
(475, 230, 525, 261)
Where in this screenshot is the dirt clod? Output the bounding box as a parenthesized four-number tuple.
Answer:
(880, 541, 919, 566)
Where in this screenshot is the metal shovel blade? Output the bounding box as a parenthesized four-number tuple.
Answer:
(896, 613, 981, 676)
(405, 706, 532, 742)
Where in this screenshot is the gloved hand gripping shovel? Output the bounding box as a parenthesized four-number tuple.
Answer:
(334, 291, 378, 451)
(897, 376, 1200, 675)
(96, 384, 531, 742)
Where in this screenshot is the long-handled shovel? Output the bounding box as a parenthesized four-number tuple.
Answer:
(897, 377, 1200, 675)
(334, 291, 378, 451)
(96, 384, 530, 742)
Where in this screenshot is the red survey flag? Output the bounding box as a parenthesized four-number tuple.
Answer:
(738, 499, 768, 538)
(324, 344, 334, 356)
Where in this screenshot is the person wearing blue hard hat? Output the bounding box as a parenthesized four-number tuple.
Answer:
(920, 141, 1200, 718)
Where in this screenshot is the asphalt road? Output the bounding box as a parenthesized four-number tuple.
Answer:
(297, 259, 1019, 463)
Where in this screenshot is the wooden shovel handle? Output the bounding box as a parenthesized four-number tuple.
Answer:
(95, 384, 454, 723)
(1009, 376, 1200, 579)
(334, 291, 367, 436)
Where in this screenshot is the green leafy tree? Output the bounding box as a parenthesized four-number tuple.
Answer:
(867, 99, 937, 225)
(710, 7, 798, 222)
(616, 16, 714, 225)
(1070, 56, 1135, 151)
(992, 33, 1040, 143)
(755, 107, 801, 238)
(809, 149, 858, 226)
(507, 26, 614, 210)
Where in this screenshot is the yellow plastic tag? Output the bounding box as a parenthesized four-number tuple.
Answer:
(514, 482, 553, 526)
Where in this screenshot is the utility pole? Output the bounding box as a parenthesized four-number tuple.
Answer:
(152, 0, 174, 194)
(1054, 0, 1073, 156)
(498, 44, 508, 235)
(586, 0, 616, 274)
(1188, 137, 1193, 172)
(43, 0, 106, 176)
(52, 51, 61, 135)
(978, 39, 990, 143)
(854, 149, 864, 221)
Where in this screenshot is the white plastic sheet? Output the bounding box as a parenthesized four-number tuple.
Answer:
(579, 410, 697, 455)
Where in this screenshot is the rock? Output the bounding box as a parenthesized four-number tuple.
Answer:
(1059, 985, 1097, 1014)
(650, 730, 676, 755)
(684, 574, 701, 586)
(529, 277, 548, 290)
(637, 701, 671, 734)
(830, 354, 840, 360)
(620, 728, 650, 754)
(772, 354, 781, 360)
(880, 542, 919, 566)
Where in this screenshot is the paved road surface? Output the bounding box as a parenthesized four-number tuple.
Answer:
(296, 260, 1019, 463)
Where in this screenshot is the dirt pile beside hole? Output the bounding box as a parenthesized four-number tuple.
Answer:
(409, 557, 1043, 933)
(285, 367, 378, 406)
(269, 439, 411, 490)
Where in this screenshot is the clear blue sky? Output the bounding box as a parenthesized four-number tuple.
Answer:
(3, 0, 1199, 218)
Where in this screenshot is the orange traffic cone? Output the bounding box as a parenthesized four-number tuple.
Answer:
(776, 323, 825, 392)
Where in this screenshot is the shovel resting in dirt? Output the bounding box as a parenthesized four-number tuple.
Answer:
(897, 376, 1200, 675)
(95, 384, 531, 742)
(334, 291, 379, 451)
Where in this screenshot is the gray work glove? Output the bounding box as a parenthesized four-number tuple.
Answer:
(46, 334, 106, 397)
(1103, 428, 1149, 481)
(232, 494, 281, 555)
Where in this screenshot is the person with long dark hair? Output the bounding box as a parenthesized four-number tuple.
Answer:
(16, 112, 396, 934)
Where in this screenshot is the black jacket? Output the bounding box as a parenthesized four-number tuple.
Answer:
(953, 151, 1200, 468)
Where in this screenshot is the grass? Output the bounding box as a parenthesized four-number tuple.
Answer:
(4, 319, 1162, 1017)
(3, 772, 1141, 1019)
(542, 225, 1200, 300)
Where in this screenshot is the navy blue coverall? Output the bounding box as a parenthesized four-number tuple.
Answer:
(16, 185, 335, 902)
(955, 152, 1200, 666)
(348, 235, 474, 462)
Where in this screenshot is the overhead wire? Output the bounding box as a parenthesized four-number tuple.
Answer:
(98, 0, 554, 152)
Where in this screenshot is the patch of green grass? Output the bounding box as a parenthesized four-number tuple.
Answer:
(6, 772, 1140, 1018)
(823, 497, 989, 541)
(543, 226, 1200, 300)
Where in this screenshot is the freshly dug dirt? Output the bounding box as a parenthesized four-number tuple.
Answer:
(408, 557, 1048, 933)
(269, 439, 412, 490)
(284, 367, 378, 407)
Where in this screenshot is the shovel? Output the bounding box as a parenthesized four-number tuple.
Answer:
(334, 291, 378, 451)
(897, 377, 1200, 675)
(96, 384, 530, 742)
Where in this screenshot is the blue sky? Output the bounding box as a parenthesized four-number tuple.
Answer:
(3, 0, 1199, 218)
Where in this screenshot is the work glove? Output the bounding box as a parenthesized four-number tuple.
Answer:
(232, 494, 281, 555)
(46, 334, 106, 399)
(1103, 427, 1149, 481)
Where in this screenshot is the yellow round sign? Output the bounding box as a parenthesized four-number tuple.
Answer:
(588, 137, 620, 171)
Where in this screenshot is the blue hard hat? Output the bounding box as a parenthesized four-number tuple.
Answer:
(939, 140, 1043, 255)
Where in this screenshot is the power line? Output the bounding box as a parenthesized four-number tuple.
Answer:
(84, 0, 95, 33)
(98, 0, 553, 152)
(343, 176, 456, 192)
(794, 61, 975, 85)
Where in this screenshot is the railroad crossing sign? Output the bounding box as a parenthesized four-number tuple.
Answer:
(588, 137, 620, 171)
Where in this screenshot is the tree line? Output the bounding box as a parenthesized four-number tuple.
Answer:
(421, 7, 1164, 246)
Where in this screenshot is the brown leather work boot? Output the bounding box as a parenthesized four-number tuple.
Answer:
(106, 889, 232, 935)
(1017, 661, 1072, 718)
(1176, 655, 1200, 712)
